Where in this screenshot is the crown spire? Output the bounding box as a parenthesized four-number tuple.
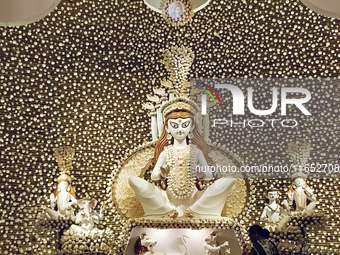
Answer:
(161, 45, 194, 93)
(53, 146, 75, 183)
(287, 141, 311, 178)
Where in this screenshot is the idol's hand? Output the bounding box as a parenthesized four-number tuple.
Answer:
(160, 165, 170, 179)
(196, 170, 206, 179)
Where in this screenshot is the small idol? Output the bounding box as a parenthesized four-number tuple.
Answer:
(288, 176, 316, 215)
(46, 173, 77, 220)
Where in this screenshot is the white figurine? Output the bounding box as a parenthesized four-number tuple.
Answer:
(261, 186, 288, 223)
(204, 232, 229, 255)
(46, 173, 77, 220)
(288, 177, 316, 215)
(134, 233, 189, 255)
(134, 233, 161, 255)
(260, 185, 291, 231)
(129, 99, 235, 218)
(68, 198, 105, 235)
(169, 1, 184, 20)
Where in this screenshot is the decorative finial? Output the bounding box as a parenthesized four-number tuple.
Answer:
(142, 46, 199, 140)
(287, 141, 311, 178)
(287, 141, 311, 167)
(53, 146, 75, 175)
(161, 45, 194, 92)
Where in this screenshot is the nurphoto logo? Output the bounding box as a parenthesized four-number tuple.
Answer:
(194, 79, 313, 129)
(200, 84, 311, 116)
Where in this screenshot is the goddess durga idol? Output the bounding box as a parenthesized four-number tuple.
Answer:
(129, 96, 235, 218)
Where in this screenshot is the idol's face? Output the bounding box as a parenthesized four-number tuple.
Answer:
(205, 233, 217, 245)
(295, 178, 305, 188)
(167, 118, 191, 141)
(58, 181, 69, 190)
(267, 191, 279, 201)
(140, 235, 157, 251)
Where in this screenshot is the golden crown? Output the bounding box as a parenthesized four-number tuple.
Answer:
(57, 173, 72, 183)
(267, 184, 279, 192)
(161, 96, 199, 117)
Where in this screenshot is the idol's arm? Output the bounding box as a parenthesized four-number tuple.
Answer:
(204, 243, 220, 252)
(305, 187, 317, 202)
(260, 206, 268, 221)
(151, 150, 167, 181)
(50, 193, 57, 208)
(198, 150, 212, 179)
(66, 194, 77, 209)
(75, 211, 85, 224)
(198, 150, 209, 167)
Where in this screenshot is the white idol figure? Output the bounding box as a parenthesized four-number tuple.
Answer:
(261, 186, 288, 223)
(134, 233, 189, 255)
(261, 185, 291, 230)
(169, 2, 184, 20)
(204, 232, 229, 255)
(288, 177, 316, 215)
(46, 173, 77, 220)
(68, 198, 105, 235)
(129, 101, 235, 218)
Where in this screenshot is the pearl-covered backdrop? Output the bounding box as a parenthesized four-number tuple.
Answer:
(0, 0, 339, 254)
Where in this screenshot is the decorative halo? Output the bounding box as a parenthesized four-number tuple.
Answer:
(161, 0, 194, 27)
